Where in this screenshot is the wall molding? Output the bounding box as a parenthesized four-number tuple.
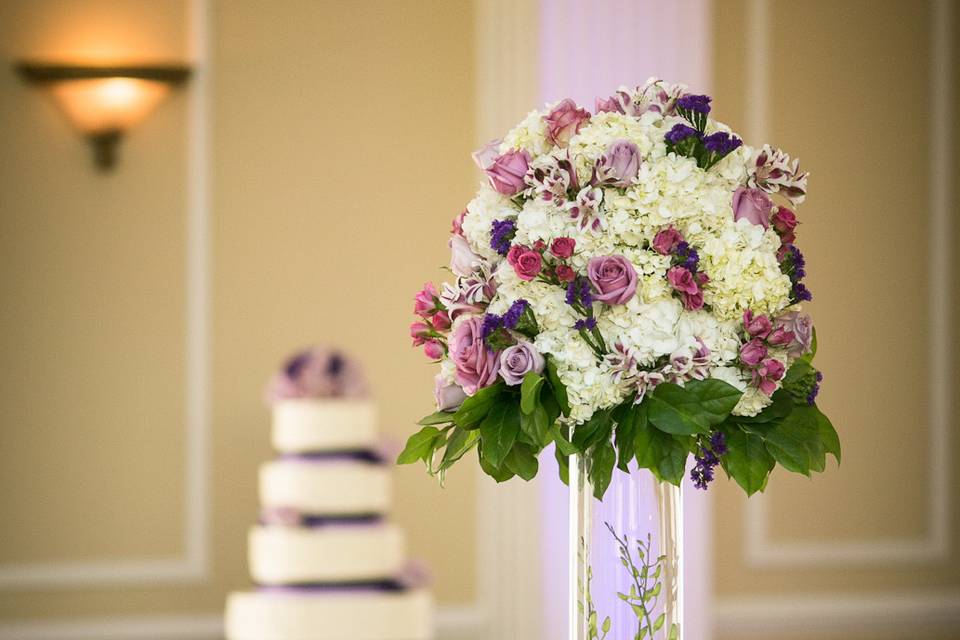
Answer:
(715, 590, 960, 637)
(0, 0, 211, 591)
(741, 0, 953, 570)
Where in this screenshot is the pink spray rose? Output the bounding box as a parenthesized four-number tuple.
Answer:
(743, 309, 772, 339)
(451, 209, 467, 237)
(771, 206, 798, 243)
(506, 244, 524, 266)
(449, 235, 482, 277)
(423, 339, 444, 360)
(653, 226, 684, 255)
(498, 341, 545, 386)
(666, 266, 698, 294)
(595, 139, 641, 187)
(434, 374, 467, 411)
(410, 321, 430, 346)
(753, 358, 786, 395)
(544, 98, 591, 148)
(775, 311, 814, 356)
(739, 338, 768, 366)
(414, 283, 439, 317)
(431, 310, 451, 331)
(732, 186, 773, 228)
(588, 255, 638, 305)
(451, 316, 500, 395)
(555, 264, 576, 282)
(513, 248, 543, 281)
(550, 237, 576, 259)
(766, 325, 794, 346)
(485, 149, 531, 196)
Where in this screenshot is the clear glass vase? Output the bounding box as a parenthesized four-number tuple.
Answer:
(569, 454, 682, 640)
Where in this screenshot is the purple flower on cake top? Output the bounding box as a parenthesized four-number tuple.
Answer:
(264, 346, 368, 404)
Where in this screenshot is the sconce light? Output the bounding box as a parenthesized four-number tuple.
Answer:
(16, 63, 191, 171)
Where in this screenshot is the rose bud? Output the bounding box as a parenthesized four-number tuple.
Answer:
(550, 237, 576, 259)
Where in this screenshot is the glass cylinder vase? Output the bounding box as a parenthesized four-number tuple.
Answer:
(569, 454, 682, 640)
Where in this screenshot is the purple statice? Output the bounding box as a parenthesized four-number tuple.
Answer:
(565, 276, 593, 308)
(481, 313, 502, 339)
(702, 131, 743, 156)
(489, 219, 516, 256)
(579, 278, 593, 308)
(502, 299, 529, 329)
(677, 94, 712, 114)
(807, 370, 824, 405)
(674, 241, 700, 272)
(664, 123, 699, 145)
(565, 281, 578, 306)
(574, 317, 597, 331)
(793, 282, 813, 302)
(691, 430, 727, 490)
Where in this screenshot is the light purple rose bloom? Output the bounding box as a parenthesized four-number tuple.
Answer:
(594, 139, 641, 187)
(776, 311, 814, 357)
(451, 316, 500, 395)
(472, 138, 502, 170)
(434, 374, 467, 411)
(498, 341, 545, 386)
(449, 235, 482, 277)
(588, 255, 638, 305)
(732, 186, 773, 228)
(485, 149, 531, 196)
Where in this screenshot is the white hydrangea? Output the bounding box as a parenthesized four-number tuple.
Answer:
(444, 89, 805, 424)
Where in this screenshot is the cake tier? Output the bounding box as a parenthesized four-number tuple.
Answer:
(260, 456, 390, 516)
(272, 399, 378, 453)
(225, 588, 433, 640)
(249, 523, 404, 585)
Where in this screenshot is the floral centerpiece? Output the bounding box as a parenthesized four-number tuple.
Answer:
(399, 78, 840, 639)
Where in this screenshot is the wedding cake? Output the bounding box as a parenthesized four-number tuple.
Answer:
(225, 348, 434, 640)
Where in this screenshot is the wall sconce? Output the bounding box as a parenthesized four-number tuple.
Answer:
(16, 63, 191, 171)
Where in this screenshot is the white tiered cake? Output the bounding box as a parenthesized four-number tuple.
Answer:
(225, 349, 433, 640)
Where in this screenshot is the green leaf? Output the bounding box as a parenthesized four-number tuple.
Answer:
(478, 446, 515, 482)
(544, 356, 571, 417)
(684, 378, 743, 424)
(452, 382, 504, 429)
(573, 408, 613, 450)
(647, 383, 711, 435)
(653, 432, 689, 486)
(722, 426, 774, 496)
(782, 359, 812, 386)
(397, 426, 442, 465)
(439, 427, 480, 471)
(554, 442, 570, 485)
(479, 400, 521, 468)
(633, 411, 658, 470)
(504, 442, 539, 480)
(814, 405, 841, 464)
(520, 372, 544, 415)
(549, 422, 578, 456)
(541, 387, 562, 426)
(417, 410, 456, 426)
(590, 441, 616, 499)
(614, 400, 644, 472)
(520, 402, 550, 448)
(764, 405, 824, 476)
(653, 613, 665, 631)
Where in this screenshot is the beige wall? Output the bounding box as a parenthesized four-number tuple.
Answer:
(711, 1, 960, 637)
(0, 0, 478, 626)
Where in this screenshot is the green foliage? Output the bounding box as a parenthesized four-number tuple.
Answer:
(720, 427, 774, 496)
(396, 426, 444, 466)
(545, 356, 571, 417)
(479, 401, 521, 468)
(417, 410, 456, 426)
(504, 442, 539, 481)
(452, 382, 504, 429)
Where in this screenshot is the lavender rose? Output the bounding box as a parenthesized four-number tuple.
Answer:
(498, 341, 545, 386)
(485, 149, 530, 195)
(775, 311, 814, 356)
(434, 374, 467, 411)
(451, 316, 500, 395)
(587, 255, 638, 305)
(595, 139, 641, 187)
(449, 235, 482, 277)
(732, 186, 773, 228)
(544, 98, 590, 148)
